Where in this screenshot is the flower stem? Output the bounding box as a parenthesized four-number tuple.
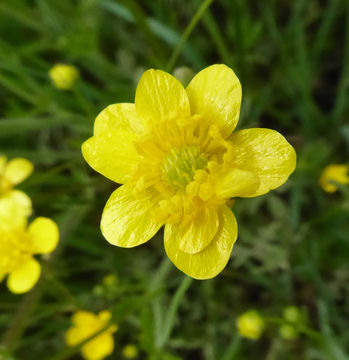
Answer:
(157, 275, 193, 348)
(1, 277, 44, 351)
(166, 0, 216, 72)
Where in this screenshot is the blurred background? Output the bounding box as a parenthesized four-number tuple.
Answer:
(1, 0, 349, 359)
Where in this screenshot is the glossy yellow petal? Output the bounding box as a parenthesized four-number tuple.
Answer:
(229, 128, 296, 197)
(186, 64, 242, 138)
(5, 190, 32, 216)
(165, 206, 238, 279)
(4, 158, 33, 185)
(101, 184, 162, 247)
(94, 103, 144, 135)
(216, 168, 260, 198)
(175, 205, 219, 254)
(135, 69, 190, 128)
(72, 311, 97, 327)
(65, 327, 83, 346)
(81, 333, 114, 360)
(0, 190, 32, 228)
(28, 217, 59, 254)
(7, 257, 41, 294)
(98, 310, 112, 324)
(82, 129, 139, 184)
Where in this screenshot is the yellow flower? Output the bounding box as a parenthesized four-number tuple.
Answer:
(65, 310, 118, 360)
(0, 156, 33, 220)
(82, 64, 296, 279)
(319, 164, 349, 193)
(122, 344, 139, 359)
(237, 310, 265, 340)
(49, 63, 79, 90)
(0, 217, 59, 294)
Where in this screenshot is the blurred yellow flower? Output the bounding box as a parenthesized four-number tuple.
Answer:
(319, 164, 349, 193)
(0, 156, 33, 219)
(0, 217, 59, 294)
(82, 64, 296, 279)
(122, 344, 139, 359)
(237, 310, 265, 340)
(49, 63, 79, 90)
(65, 310, 117, 360)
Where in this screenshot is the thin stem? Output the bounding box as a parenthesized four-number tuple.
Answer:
(1, 277, 45, 350)
(166, 0, 216, 72)
(157, 275, 193, 348)
(220, 335, 241, 360)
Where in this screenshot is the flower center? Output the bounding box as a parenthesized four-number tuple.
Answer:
(162, 146, 208, 189)
(0, 230, 29, 273)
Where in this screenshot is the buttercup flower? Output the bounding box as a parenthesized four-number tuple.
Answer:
(0, 156, 33, 220)
(0, 217, 59, 294)
(49, 63, 79, 90)
(237, 310, 265, 340)
(122, 344, 139, 359)
(82, 64, 296, 279)
(65, 310, 117, 360)
(319, 164, 349, 193)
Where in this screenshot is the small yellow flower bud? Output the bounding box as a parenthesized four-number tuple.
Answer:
(122, 344, 139, 359)
(237, 310, 265, 340)
(319, 164, 349, 193)
(280, 324, 298, 340)
(283, 306, 301, 323)
(49, 64, 79, 90)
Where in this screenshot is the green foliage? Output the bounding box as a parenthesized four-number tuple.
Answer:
(1, 0, 349, 359)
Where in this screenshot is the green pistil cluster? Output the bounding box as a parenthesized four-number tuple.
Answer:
(162, 145, 208, 189)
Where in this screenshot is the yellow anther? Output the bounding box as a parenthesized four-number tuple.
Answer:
(159, 199, 172, 210)
(198, 182, 214, 201)
(171, 194, 182, 207)
(186, 181, 199, 196)
(194, 169, 207, 183)
(208, 125, 220, 138)
(207, 161, 220, 174)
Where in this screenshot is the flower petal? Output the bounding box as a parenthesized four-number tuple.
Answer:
(216, 168, 260, 198)
(81, 333, 114, 360)
(7, 257, 41, 294)
(94, 103, 144, 135)
(28, 217, 59, 254)
(82, 129, 139, 184)
(229, 128, 296, 197)
(0, 190, 32, 226)
(4, 158, 33, 185)
(165, 206, 238, 279)
(101, 184, 162, 247)
(175, 205, 219, 254)
(65, 327, 83, 346)
(186, 64, 242, 138)
(135, 69, 191, 128)
(72, 311, 97, 326)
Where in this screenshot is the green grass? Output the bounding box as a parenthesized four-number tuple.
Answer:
(1, 0, 349, 359)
